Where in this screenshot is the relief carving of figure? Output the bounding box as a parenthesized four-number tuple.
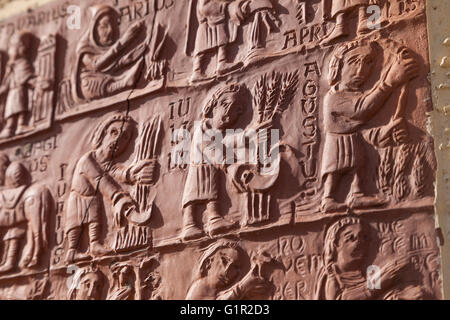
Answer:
(187, 0, 278, 83)
(321, 0, 372, 46)
(68, 266, 105, 300)
(321, 40, 418, 213)
(181, 83, 272, 240)
(107, 263, 136, 300)
(107, 255, 161, 300)
(186, 240, 271, 299)
(0, 160, 53, 274)
(0, 32, 53, 139)
(180, 85, 242, 240)
(72, 5, 145, 103)
(314, 217, 426, 300)
(64, 114, 154, 263)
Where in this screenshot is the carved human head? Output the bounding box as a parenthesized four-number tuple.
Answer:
(111, 263, 135, 287)
(91, 5, 119, 47)
(197, 240, 241, 290)
(8, 32, 32, 59)
(68, 267, 104, 300)
(328, 40, 376, 91)
(5, 162, 29, 188)
(0, 154, 10, 186)
(91, 114, 136, 157)
(324, 217, 368, 273)
(202, 84, 243, 130)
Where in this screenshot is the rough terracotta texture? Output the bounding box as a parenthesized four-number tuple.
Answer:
(0, 0, 442, 299)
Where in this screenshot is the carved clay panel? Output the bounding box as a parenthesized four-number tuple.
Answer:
(0, 0, 441, 299)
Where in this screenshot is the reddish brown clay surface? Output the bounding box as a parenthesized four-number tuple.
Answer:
(0, 0, 441, 300)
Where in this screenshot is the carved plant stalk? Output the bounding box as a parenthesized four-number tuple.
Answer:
(271, 70, 300, 122)
(136, 115, 162, 213)
(393, 144, 411, 201)
(411, 143, 426, 197)
(264, 72, 281, 121)
(252, 71, 299, 172)
(253, 75, 266, 123)
(378, 146, 393, 196)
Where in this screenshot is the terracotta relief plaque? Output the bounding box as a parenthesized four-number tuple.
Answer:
(0, 0, 441, 300)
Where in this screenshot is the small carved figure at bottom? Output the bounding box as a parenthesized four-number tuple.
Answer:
(68, 267, 105, 300)
(107, 263, 135, 300)
(186, 240, 271, 300)
(314, 217, 426, 300)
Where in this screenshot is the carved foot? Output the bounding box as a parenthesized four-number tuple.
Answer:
(15, 125, 28, 135)
(205, 217, 235, 238)
(357, 19, 389, 36)
(65, 249, 90, 264)
(180, 224, 204, 242)
(321, 197, 347, 213)
(89, 241, 112, 258)
(0, 129, 13, 139)
(320, 25, 348, 46)
(190, 71, 206, 84)
(19, 254, 38, 269)
(348, 195, 387, 209)
(27, 256, 39, 268)
(0, 263, 14, 274)
(216, 61, 243, 76)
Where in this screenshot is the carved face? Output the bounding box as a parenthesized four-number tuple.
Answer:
(101, 121, 133, 157)
(118, 266, 134, 286)
(210, 92, 242, 130)
(5, 162, 28, 188)
(208, 248, 240, 289)
(8, 38, 27, 59)
(95, 13, 116, 47)
(76, 273, 102, 300)
(340, 47, 374, 91)
(335, 223, 367, 270)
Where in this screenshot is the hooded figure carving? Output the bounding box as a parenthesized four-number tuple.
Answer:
(72, 5, 145, 103)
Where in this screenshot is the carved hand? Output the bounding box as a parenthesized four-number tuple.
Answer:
(385, 48, 419, 88)
(122, 20, 144, 43)
(378, 118, 408, 147)
(36, 79, 53, 91)
(379, 257, 409, 289)
(113, 193, 137, 225)
(239, 267, 269, 298)
(396, 285, 425, 300)
(130, 159, 156, 185)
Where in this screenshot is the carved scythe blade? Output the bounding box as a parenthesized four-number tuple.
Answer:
(127, 203, 153, 226)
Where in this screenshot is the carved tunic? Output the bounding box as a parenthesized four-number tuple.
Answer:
(182, 121, 243, 207)
(65, 151, 129, 232)
(321, 85, 391, 176)
(2, 58, 34, 119)
(330, 0, 370, 18)
(195, 0, 237, 55)
(0, 185, 28, 240)
(315, 269, 369, 300)
(182, 122, 221, 207)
